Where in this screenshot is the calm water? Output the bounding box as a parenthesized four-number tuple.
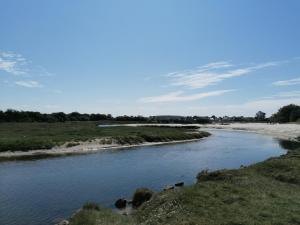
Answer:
(0, 130, 287, 225)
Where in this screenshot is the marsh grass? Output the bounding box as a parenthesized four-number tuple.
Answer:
(70, 203, 133, 225)
(0, 122, 209, 152)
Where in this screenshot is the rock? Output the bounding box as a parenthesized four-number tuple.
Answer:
(163, 185, 174, 191)
(175, 182, 184, 187)
(132, 188, 153, 208)
(115, 198, 127, 209)
(56, 220, 69, 225)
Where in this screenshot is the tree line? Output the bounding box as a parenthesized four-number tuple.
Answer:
(0, 110, 114, 122)
(0, 104, 299, 123)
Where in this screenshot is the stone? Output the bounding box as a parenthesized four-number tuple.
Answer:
(163, 185, 174, 191)
(115, 198, 127, 209)
(175, 182, 184, 187)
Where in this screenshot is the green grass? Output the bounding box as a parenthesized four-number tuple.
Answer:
(70, 203, 133, 225)
(0, 122, 209, 152)
(69, 146, 300, 225)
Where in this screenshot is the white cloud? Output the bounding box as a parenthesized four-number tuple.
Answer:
(15, 80, 43, 88)
(223, 97, 300, 116)
(0, 51, 54, 78)
(0, 51, 27, 75)
(168, 61, 280, 89)
(272, 77, 300, 86)
(139, 89, 234, 103)
(277, 91, 300, 98)
(185, 97, 300, 117)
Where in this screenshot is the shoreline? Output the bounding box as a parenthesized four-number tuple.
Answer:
(105, 122, 300, 141)
(198, 122, 300, 141)
(0, 137, 206, 161)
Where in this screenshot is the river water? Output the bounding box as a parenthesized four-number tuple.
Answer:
(0, 129, 288, 225)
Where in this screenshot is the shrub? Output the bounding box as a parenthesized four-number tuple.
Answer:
(66, 142, 79, 148)
(132, 188, 153, 208)
(82, 202, 100, 211)
(196, 169, 233, 182)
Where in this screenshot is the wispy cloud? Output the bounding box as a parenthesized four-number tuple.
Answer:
(139, 89, 234, 103)
(186, 96, 300, 117)
(0, 51, 27, 75)
(272, 77, 300, 86)
(167, 61, 280, 89)
(15, 80, 43, 88)
(276, 91, 300, 98)
(0, 50, 54, 78)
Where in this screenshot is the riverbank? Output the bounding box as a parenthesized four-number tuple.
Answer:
(0, 122, 210, 160)
(199, 122, 300, 141)
(68, 133, 300, 225)
(115, 122, 300, 141)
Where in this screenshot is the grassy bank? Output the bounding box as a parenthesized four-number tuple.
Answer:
(69, 144, 300, 225)
(0, 122, 209, 152)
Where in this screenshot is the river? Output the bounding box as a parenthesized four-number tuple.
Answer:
(0, 129, 288, 225)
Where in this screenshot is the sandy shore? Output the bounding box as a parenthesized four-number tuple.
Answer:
(199, 123, 300, 141)
(0, 138, 204, 160)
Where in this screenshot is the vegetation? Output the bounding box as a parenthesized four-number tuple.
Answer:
(2, 104, 300, 125)
(0, 122, 209, 152)
(255, 110, 266, 121)
(271, 104, 300, 123)
(82, 202, 101, 211)
(70, 203, 133, 225)
(69, 144, 300, 225)
(0, 109, 212, 124)
(132, 188, 154, 208)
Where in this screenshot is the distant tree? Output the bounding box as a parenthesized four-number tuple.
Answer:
(255, 111, 266, 121)
(90, 114, 107, 121)
(0, 110, 5, 122)
(52, 112, 67, 122)
(271, 104, 300, 123)
(67, 112, 81, 121)
(290, 108, 300, 122)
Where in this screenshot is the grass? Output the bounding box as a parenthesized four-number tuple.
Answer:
(69, 145, 300, 225)
(70, 203, 133, 225)
(0, 122, 209, 152)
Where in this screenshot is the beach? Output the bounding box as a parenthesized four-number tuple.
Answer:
(199, 123, 300, 141)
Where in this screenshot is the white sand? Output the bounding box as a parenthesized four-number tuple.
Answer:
(199, 123, 300, 141)
(0, 138, 202, 159)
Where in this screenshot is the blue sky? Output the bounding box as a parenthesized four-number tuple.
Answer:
(1, 0, 300, 116)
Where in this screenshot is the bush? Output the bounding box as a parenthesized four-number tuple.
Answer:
(132, 188, 153, 208)
(82, 202, 100, 211)
(66, 142, 79, 148)
(196, 169, 233, 182)
(271, 104, 300, 123)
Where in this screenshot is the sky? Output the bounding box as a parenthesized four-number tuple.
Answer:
(1, 0, 300, 117)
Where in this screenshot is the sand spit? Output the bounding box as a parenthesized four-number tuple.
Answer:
(0, 138, 203, 160)
(199, 123, 300, 141)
